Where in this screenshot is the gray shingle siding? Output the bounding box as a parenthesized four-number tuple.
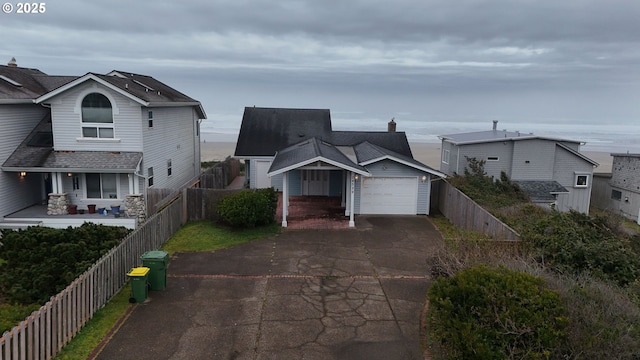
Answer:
(611, 155, 640, 193)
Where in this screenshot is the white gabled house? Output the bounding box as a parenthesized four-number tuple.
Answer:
(0, 59, 205, 229)
(438, 121, 598, 214)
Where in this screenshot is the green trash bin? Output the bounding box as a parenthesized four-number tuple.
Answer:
(141, 250, 169, 291)
(127, 267, 150, 303)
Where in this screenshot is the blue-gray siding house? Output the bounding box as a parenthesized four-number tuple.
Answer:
(0, 60, 205, 228)
(438, 121, 598, 214)
(234, 107, 445, 227)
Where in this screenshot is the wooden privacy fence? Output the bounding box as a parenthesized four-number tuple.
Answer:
(0, 196, 184, 360)
(200, 157, 241, 189)
(184, 188, 242, 222)
(437, 181, 520, 241)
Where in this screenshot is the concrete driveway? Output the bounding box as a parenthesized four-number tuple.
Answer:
(95, 216, 443, 360)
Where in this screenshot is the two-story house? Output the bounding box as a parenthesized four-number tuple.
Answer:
(0, 59, 205, 228)
(438, 121, 598, 214)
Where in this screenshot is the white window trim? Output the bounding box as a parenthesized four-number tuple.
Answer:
(83, 173, 120, 200)
(442, 149, 450, 164)
(74, 86, 121, 140)
(76, 137, 121, 143)
(574, 173, 590, 188)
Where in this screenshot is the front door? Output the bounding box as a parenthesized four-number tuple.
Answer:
(302, 170, 329, 196)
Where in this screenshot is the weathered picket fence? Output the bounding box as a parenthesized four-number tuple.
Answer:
(0, 196, 184, 360)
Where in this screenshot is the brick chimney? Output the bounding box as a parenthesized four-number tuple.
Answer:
(7, 57, 17, 67)
(388, 118, 396, 132)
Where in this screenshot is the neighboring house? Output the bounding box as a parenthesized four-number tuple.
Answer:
(592, 153, 640, 223)
(0, 59, 205, 228)
(438, 121, 598, 214)
(234, 107, 445, 227)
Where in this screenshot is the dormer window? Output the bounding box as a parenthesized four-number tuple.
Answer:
(81, 93, 114, 138)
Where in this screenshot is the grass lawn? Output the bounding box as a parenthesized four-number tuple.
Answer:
(162, 221, 280, 254)
(52, 221, 280, 359)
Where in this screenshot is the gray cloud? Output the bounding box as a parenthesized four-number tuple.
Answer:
(2, 0, 640, 137)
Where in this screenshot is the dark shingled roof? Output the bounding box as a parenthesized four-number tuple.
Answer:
(268, 137, 368, 175)
(3, 149, 142, 172)
(0, 65, 49, 101)
(330, 131, 413, 157)
(353, 141, 442, 173)
(235, 107, 333, 157)
(100, 71, 201, 105)
(234, 107, 413, 158)
(2, 111, 142, 172)
(1, 112, 53, 168)
(514, 180, 569, 202)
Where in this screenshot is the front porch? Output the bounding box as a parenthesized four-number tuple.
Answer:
(275, 195, 352, 230)
(2, 204, 137, 229)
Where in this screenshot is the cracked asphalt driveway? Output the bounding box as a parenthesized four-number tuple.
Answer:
(95, 216, 443, 360)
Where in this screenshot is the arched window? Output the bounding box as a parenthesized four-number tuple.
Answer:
(81, 93, 114, 138)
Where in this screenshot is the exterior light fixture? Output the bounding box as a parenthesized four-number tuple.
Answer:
(421, 175, 427, 182)
(67, 172, 73, 177)
(354, 174, 359, 180)
(19, 171, 26, 177)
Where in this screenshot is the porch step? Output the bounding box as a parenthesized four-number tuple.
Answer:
(0, 219, 43, 230)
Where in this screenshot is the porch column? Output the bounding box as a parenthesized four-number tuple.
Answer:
(128, 174, 134, 194)
(281, 172, 288, 227)
(341, 171, 346, 207)
(50, 172, 60, 193)
(349, 172, 355, 227)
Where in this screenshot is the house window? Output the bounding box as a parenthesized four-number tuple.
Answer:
(487, 156, 499, 161)
(612, 189, 622, 201)
(148, 167, 154, 187)
(442, 149, 450, 164)
(167, 159, 172, 176)
(86, 173, 118, 199)
(574, 174, 589, 188)
(81, 93, 114, 138)
(148, 110, 153, 128)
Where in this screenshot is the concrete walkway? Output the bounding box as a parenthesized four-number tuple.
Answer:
(95, 216, 443, 360)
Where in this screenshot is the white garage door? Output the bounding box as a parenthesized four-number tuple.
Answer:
(360, 177, 418, 214)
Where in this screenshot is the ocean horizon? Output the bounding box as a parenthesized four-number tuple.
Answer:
(200, 113, 639, 153)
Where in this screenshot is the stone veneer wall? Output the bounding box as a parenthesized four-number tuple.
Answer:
(125, 194, 146, 224)
(48, 193, 68, 215)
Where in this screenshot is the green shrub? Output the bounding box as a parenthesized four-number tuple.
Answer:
(217, 188, 277, 228)
(427, 265, 568, 359)
(0, 224, 129, 304)
(523, 210, 640, 287)
(448, 157, 529, 210)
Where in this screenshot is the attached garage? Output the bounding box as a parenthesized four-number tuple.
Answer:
(360, 177, 418, 214)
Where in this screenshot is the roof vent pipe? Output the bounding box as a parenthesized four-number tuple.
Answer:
(492, 120, 498, 131)
(388, 117, 396, 132)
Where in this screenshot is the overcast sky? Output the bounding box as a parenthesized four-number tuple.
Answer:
(3, 0, 640, 137)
